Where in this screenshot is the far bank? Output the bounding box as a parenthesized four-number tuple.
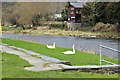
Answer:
(2, 28, 120, 40)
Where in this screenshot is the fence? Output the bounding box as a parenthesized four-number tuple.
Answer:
(100, 45, 120, 66)
(67, 22, 81, 30)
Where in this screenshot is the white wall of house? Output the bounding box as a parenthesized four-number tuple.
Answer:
(52, 14, 62, 19)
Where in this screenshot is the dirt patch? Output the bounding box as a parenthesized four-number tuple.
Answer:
(63, 67, 119, 74)
(37, 26, 50, 30)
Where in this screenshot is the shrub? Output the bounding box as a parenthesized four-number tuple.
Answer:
(2, 26, 14, 31)
(50, 23, 66, 29)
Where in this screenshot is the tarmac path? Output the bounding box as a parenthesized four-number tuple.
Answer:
(1, 44, 64, 71)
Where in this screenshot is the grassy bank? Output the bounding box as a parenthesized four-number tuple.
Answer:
(2, 52, 119, 78)
(2, 38, 119, 66)
(22, 29, 119, 38)
(0, 51, 2, 79)
(2, 26, 120, 39)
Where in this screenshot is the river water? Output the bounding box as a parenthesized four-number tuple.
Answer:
(2, 33, 119, 60)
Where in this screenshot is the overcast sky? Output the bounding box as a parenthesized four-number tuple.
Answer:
(1, 0, 119, 2)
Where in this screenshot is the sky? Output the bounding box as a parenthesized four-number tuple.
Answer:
(1, 0, 119, 2)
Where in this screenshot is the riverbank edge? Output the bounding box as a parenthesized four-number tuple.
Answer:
(3, 38, 120, 64)
(2, 29, 120, 40)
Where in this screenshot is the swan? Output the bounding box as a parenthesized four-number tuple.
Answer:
(63, 45, 75, 54)
(47, 42, 55, 49)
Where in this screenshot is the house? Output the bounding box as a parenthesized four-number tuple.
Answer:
(68, 2, 84, 23)
(51, 14, 62, 19)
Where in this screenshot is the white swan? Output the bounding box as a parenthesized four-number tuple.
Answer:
(47, 42, 55, 49)
(63, 45, 75, 54)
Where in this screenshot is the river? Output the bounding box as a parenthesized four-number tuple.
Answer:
(2, 33, 119, 60)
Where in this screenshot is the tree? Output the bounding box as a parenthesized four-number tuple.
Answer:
(61, 2, 69, 21)
(82, 2, 97, 26)
(82, 2, 120, 26)
(2, 2, 65, 29)
(32, 14, 41, 26)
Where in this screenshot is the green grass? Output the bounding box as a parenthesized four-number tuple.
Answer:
(0, 52, 2, 79)
(2, 38, 119, 66)
(2, 52, 119, 78)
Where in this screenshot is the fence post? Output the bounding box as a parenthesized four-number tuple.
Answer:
(100, 46, 102, 66)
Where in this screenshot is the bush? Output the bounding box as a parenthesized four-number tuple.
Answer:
(2, 26, 23, 32)
(23, 25, 32, 29)
(2, 26, 14, 31)
(92, 22, 118, 32)
(50, 23, 66, 29)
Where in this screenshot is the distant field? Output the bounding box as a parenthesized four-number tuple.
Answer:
(2, 52, 118, 78)
(2, 38, 119, 66)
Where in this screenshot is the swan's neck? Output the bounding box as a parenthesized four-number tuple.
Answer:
(53, 42, 55, 47)
(73, 46, 75, 53)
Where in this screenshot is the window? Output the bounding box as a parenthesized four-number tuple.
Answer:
(76, 10, 81, 14)
(71, 7, 74, 10)
(76, 10, 79, 14)
(71, 11, 74, 14)
(71, 17, 75, 22)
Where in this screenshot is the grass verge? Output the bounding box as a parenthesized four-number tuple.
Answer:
(2, 52, 119, 78)
(2, 38, 119, 66)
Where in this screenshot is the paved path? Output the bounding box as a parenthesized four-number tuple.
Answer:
(1, 44, 64, 71)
